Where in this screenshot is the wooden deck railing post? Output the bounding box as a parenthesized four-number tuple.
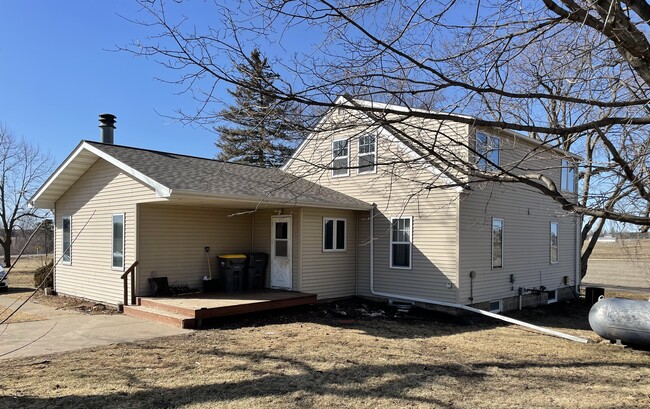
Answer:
(121, 261, 139, 306)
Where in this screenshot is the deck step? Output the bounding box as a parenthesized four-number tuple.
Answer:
(137, 297, 196, 316)
(124, 305, 195, 329)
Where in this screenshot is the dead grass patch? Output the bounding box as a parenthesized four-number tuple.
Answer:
(1, 300, 649, 408)
(0, 306, 43, 324)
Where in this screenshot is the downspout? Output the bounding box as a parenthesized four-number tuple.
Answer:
(575, 215, 581, 292)
(368, 205, 587, 344)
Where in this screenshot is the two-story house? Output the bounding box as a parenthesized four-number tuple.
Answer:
(30, 98, 580, 317)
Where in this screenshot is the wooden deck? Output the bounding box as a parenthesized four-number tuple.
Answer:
(123, 290, 317, 329)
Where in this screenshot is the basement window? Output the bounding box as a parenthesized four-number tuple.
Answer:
(62, 216, 71, 265)
(489, 300, 502, 313)
(547, 290, 558, 304)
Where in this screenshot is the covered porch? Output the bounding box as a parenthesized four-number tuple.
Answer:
(124, 290, 317, 329)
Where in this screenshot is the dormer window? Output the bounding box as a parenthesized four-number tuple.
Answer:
(476, 132, 500, 171)
(332, 139, 349, 177)
(358, 134, 376, 174)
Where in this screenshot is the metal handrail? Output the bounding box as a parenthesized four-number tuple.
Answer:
(120, 261, 139, 306)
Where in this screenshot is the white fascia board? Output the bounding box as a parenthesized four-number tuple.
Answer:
(83, 142, 172, 198)
(29, 141, 89, 209)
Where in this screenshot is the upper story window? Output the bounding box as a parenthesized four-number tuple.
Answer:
(358, 134, 376, 174)
(62, 216, 71, 264)
(561, 159, 576, 193)
(476, 132, 500, 171)
(332, 139, 349, 177)
(323, 218, 346, 251)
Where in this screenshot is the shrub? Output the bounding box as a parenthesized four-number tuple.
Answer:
(34, 260, 54, 288)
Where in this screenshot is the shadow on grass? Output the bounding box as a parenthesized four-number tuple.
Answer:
(2, 351, 644, 409)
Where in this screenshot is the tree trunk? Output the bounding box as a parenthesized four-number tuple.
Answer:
(580, 218, 607, 279)
(2, 238, 11, 268)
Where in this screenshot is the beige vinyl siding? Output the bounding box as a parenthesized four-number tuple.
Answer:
(459, 134, 579, 304)
(301, 207, 357, 299)
(286, 108, 460, 303)
(54, 159, 161, 305)
(137, 204, 253, 294)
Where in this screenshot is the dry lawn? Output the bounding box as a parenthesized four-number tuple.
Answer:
(1, 300, 649, 409)
(0, 307, 43, 324)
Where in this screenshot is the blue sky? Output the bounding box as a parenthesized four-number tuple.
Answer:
(0, 1, 239, 164)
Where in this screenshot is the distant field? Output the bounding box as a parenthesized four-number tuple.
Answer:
(587, 239, 650, 260)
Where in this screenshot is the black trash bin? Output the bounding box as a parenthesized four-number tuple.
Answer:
(246, 252, 268, 290)
(218, 254, 247, 292)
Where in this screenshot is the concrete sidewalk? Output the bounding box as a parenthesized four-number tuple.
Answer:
(0, 294, 190, 359)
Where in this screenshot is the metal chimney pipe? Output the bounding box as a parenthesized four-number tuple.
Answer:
(98, 113, 116, 144)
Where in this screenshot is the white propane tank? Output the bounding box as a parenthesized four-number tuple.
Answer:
(588, 297, 650, 348)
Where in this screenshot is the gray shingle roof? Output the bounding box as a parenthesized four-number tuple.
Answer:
(86, 141, 371, 210)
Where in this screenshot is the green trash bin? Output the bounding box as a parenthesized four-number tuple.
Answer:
(217, 254, 247, 293)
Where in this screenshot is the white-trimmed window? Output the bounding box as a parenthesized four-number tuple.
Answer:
(390, 217, 412, 269)
(547, 289, 558, 304)
(332, 139, 349, 177)
(323, 218, 346, 251)
(561, 159, 576, 192)
(112, 214, 125, 270)
(62, 216, 71, 265)
(492, 218, 503, 268)
(550, 222, 559, 264)
(358, 133, 376, 174)
(476, 132, 500, 171)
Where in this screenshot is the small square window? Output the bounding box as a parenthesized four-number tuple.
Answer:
(547, 290, 558, 304)
(323, 218, 346, 251)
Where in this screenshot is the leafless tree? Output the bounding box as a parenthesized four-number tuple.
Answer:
(0, 125, 53, 267)
(124, 1, 650, 275)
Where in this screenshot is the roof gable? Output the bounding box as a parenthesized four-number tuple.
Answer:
(30, 141, 371, 211)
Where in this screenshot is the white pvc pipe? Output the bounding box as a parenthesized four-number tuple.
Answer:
(368, 205, 588, 344)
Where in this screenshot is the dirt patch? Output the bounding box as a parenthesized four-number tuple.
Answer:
(1, 298, 649, 409)
(30, 293, 118, 315)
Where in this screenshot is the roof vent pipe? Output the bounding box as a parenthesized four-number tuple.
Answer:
(99, 113, 116, 144)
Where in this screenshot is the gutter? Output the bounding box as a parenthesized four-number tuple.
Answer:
(368, 205, 588, 344)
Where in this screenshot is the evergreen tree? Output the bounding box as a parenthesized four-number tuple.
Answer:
(216, 49, 301, 167)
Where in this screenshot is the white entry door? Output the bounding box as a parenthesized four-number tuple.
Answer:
(271, 216, 292, 289)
